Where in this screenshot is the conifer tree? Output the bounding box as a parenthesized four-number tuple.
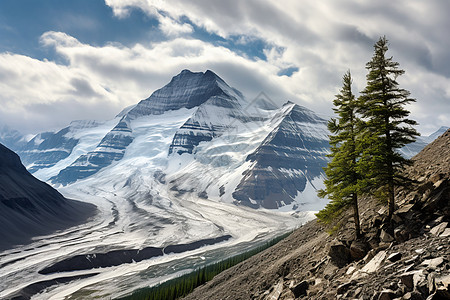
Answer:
(358, 36, 419, 220)
(317, 70, 362, 238)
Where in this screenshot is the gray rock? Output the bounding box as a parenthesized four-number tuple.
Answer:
(350, 240, 370, 261)
(400, 270, 424, 291)
(440, 228, 450, 237)
(328, 241, 352, 267)
(430, 222, 448, 236)
(360, 251, 387, 274)
(381, 230, 395, 243)
(267, 279, 283, 300)
(394, 227, 409, 243)
(395, 204, 414, 216)
(428, 273, 436, 294)
(336, 281, 352, 295)
(434, 274, 450, 299)
(290, 280, 309, 298)
(421, 257, 444, 268)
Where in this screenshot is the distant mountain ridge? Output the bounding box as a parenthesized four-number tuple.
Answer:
(399, 126, 449, 159)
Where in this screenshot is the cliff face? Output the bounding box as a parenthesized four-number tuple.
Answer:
(183, 130, 450, 300)
(232, 103, 329, 209)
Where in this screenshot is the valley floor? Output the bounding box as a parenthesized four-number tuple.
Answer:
(0, 186, 311, 299)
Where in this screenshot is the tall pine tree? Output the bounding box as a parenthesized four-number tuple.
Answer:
(317, 70, 362, 239)
(358, 36, 419, 221)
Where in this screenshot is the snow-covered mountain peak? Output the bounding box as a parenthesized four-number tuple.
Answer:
(126, 69, 244, 119)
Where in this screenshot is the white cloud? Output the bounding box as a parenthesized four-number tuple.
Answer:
(0, 1, 448, 136)
(0, 32, 297, 134)
(103, 0, 450, 135)
(158, 16, 193, 37)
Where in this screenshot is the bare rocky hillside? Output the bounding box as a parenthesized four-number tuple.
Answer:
(183, 130, 450, 300)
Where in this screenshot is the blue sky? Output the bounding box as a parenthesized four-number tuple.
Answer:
(0, 0, 449, 135)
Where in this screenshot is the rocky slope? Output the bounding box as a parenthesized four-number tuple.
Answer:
(0, 143, 97, 251)
(183, 129, 450, 300)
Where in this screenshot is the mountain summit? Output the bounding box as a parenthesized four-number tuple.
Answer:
(126, 69, 243, 118)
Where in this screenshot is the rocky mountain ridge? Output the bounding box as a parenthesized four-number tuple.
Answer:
(183, 129, 450, 300)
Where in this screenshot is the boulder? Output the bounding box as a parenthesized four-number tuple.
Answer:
(421, 257, 444, 268)
(380, 230, 395, 243)
(394, 226, 409, 243)
(336, 281, 353, 295)
(290, 280, 309, 298)
(430, 222, 448, 236)
(440, 228, 450, 237)
(395, 204, 415, 216)
(329, 241, 352, 267)
(434, 274, 450, 299)
(361, 250, 387, 274)
(400, 270, 424, 291)
(428, 273, 436, 294)
(429, 173, 442, 184)
(350, 240, 369, 261)
(267, 279, 284, 300)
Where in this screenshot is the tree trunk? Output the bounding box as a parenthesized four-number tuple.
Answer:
(388, 180, 395, 221)
(352, 193, 361, 239)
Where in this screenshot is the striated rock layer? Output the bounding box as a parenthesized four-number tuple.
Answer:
(233, 102, 329, 209)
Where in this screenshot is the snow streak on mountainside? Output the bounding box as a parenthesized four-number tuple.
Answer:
(165, 101, 329, 210)
(52, 117, 133, 185)
(168, 94, 249, 155)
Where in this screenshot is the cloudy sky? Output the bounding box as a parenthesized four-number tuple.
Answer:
(0, 0, 449, 136)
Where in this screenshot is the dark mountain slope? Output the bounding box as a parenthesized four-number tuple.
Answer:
(0, 143, 96, 251)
